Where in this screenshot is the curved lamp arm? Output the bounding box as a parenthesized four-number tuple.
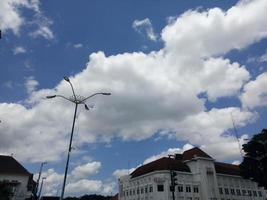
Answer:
(46, 95, 73, 103)
(64, 76, 77, 101)
(82, 92, 111, 102)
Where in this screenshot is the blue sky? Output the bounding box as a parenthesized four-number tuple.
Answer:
(1, 0, 267, 197)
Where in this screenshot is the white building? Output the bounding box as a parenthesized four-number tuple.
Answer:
(118, 147, 267, 200)
(0, 155, 35, 200)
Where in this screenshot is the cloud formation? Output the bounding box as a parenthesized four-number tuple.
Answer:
(0, 0, 267, 164)
(13, 46, 27, 55)
(132, 18, 158, 41)
(0, 0, 53, 39)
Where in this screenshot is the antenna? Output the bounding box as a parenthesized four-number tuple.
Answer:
(230, 112, 243, 157)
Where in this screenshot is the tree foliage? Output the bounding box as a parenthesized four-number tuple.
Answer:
(64, 194, 112, 200)
(240, 129, 267, 189)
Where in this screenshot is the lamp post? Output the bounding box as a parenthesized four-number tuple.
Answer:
(36, 162, 47, 198)
(46, 76, 111, 200)
(38, 177, 46, 200)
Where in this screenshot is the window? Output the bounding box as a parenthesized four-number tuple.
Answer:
(141, 188, 144, 194)
(133, 189, 135, 195)
(236, 189, 241, 196)
(224, 188, 229, 195)
(258, 191, 262, 197)
(157, 185, 164, 192)
(193, 186, 199, 193)
(247, 190, 252, 196)
(230, 188, 235, 195)
(149, 186, 153, 193)
(145, 187, 148, 193)
(253, 190, 257, 197)
(127, 190, 129, 196)
(242, 189, 246, 196)
(178, 185, 183, 192)
(219, 188, 223, 195)
(186, 185, 191, 193)
(137, 188, 140, 194)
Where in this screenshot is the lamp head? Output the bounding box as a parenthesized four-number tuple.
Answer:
(84, 104, 89, 110)
(64, 76, 70, 82)
(102, 92, 111, 96)
(46, 95, 56, 99)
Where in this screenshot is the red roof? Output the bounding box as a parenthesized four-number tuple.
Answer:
(129, 148, 242, 178)
(131, 157, 190, 178)
(110, 193, 118, 200)
(215, 162, 240, 176)
(0, 155, 31, 176)
(182, 147, 212, 160)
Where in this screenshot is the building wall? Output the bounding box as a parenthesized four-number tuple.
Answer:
(0, 174, 31, 200)
(119, 159, 267, 200)
(119, 171, 201, 200)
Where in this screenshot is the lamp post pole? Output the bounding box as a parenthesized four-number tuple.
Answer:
(38, 177, 46, 200)
(47, 76, 111, 200)
(36, 162, 47, 199)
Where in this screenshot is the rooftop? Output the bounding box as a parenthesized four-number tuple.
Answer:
(130, 147, 240, 178)
(0, 155, 31, 176)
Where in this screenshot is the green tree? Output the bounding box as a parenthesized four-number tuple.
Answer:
(240, 129, 267, 189)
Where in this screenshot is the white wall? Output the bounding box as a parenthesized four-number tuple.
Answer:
(0, 174, 31, 200)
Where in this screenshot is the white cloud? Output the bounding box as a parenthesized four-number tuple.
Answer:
(71, 161, 101, 179)
(25, 76, 39, 94)
(113, 168, 136, 179)
(13, 46, 26, 55)
(0, 0, 53, 39)
(161, 0, 267, 57)
(2, 81, 14, 89)
(132, 18, 157, 41)
(241, 72, 267, 109)
(73, 43, 83, 48)
(38, 168, 63, 196)
(0, 0, 267, 163)
(259, 52, 267, 62)
(30, 25, 54, 40)
(38, 167, 116, 197)
(143, 143, 194, 164)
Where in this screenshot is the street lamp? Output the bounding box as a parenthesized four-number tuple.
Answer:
(38, 177, 46, 200)
(36, 162, 47, 198)
(46, 76, 111, 200)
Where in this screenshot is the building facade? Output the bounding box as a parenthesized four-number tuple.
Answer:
(118, 147, 267, 200)
(0, 155, 35, 200)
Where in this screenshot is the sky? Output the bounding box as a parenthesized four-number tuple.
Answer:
(1, 0, 267, 197)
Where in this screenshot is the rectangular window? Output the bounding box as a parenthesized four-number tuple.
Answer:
(236, 189, 241, 196)
(149, 186, 153, 193)
(230, 188, 235, 195)
(145, 187, 148, 193)
(193, 186, 199, 193)
(253, 190, 257, 197)
(157, 185, 164, 192)
(242, 189, 246, 196)
(258, 191, 262, 197)
(186, 185, 191, 193)
(219, 188, 223, 195)
(137, 188, 139, 194)
(133, 189, 135, 195)
(224, 188, 229, 195)
(178, 185, 183, 192)
(247, 190, 252, 196)
(141, 188, 144, 194)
